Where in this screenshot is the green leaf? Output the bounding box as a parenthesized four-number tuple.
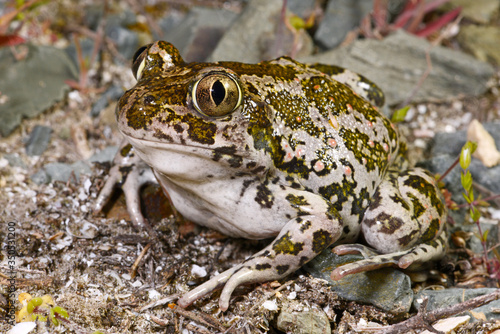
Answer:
(483, 229, 489, 242)
(27, 297, 43, 314)
(470, 207, 481, 222)
(460, 170, 473, 194)
(460, 141, 478, 170)
(391, 106, 410, 123)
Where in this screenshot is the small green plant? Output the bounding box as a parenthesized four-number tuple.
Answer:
(17, 293, 69, 326)
(458, 141, 500, 276)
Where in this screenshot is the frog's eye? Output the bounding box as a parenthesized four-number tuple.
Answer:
(131, 44, 151, 80)
(192, 72, 243, 117)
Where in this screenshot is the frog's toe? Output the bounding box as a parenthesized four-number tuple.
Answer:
(330, 251, 403, 280)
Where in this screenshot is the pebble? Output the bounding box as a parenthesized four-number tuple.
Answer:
(277, 300, 331, 334)
(25, 125, 52, 156)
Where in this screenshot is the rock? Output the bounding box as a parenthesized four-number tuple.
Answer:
(209, 0, 313, 62)
(458, 25, 500, 65)
(163, 7, 238, 62)
(299, 30, 495, 105)
(4, 153, 27, 168)
(88, 146, 119, 164)
(303, 249, 413, 314)
(277, 299, 331, 334)
(287, 0, 317, 18)
(414, 288, 500, 321)
(90, 85, 124, 117)
(25, 125, 52, 157)
(314, 0, 372, 49)
(446, 0, 500, 24)
(467, 119, 500, 167)
(0, 44, 78, 137)
(421, 316, 470, 334)
(32, 161, 92, 184)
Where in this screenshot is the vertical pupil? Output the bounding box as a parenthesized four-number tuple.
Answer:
(211, 80, 226, 106)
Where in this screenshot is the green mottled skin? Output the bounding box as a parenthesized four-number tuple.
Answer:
(106, 41, 447, 311)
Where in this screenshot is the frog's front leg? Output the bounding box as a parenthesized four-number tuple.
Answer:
(331, 168, 447, 280)
(94, 140, 156, 233)
(178, 190, 343, 311)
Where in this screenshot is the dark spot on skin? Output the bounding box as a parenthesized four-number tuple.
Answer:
(420, 218, 441, 243)
(364, 212, 404, 234)
(246, 161, 257, 169)
(240, 179, 255, 197)
(398, 229, 418, 247)
(312, 230, 333, 253)
(350, 187, 369, 216)
(118, 166, 133, 185)
(144, 95, 156, 105)
(173, 123, 184, 133)
(408, 193, 425, 218)
(299, 220, 312, 233)
(255, 183, 274, 208)
(343, 226, 350, 234)
(299, 256, 309, 267)
(285, 194, 309, 207)
(252, 166, 266, 174)
(153, 129, 174, 141)
(120, 144, 134, 158)
(276, 265, 290, 275)
(272, 177, 280, 184)
(255, 263, 272, 271)
(272, 232, 304, 256)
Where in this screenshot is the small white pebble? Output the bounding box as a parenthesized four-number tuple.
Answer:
(287, 291, 297, 300)
(191, 264, 207, 277)
(148, 289, 161, 300)
(262, 300, 278, 311)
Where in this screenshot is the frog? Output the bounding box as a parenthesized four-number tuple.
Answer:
(95, 41, 447, 311)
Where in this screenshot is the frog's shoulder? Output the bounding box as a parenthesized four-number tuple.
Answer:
(306, 63, 385, 107)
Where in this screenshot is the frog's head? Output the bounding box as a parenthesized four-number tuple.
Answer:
(116, 41, 272, 179)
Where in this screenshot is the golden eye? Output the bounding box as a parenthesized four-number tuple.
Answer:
(131, 44, 151, 80)
(192, 72, 243, 117)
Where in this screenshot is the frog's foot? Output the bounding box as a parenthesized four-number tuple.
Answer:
(94, 142, 157, 233)
(330, 232, 447, 280)
(178, 213, 343, 311)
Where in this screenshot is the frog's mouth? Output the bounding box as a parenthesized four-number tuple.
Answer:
(125, 136, 259, 179)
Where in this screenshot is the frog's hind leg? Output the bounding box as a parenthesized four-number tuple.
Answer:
(178, 209, 343, 311)
(331, 167, 447, 280)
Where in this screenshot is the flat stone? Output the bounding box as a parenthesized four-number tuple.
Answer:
(303, 249, 413, 314)
(37, 161, 92, 183)
(277, 300, 331, 334)
(414, 288, 500, 321)
(458, 25, 500, 65)
(0, 44, 78, 137)
(25, 125, 52, 156)
(164, 7, 238, 62)
(208, 0, 313, 62)
(88, 146, 119, 164)
(299, 30, 494, 105)
(314, 0, 372, 49)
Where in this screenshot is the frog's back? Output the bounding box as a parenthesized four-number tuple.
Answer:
(227, 57, 399, 222)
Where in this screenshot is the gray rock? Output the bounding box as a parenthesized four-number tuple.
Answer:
(287, 0, 317, 18)
(106, 25, 140, 60)
(299, 30, 495, 105)
(4, 153, 26, 168)
(0, 44, 78, 137)
(277, 300, 331, 334)
(414, 288, 500, 321)
(88, 146, 119, 164)
(90, 85, 124, 117)
(304, 249, 413, 314)
(208, 0, 286, 63)
(314, 0, 372, 49)
(37, 161, 92, 183)
(157, 10, 186, 40)
(25, 125, 52, 156)
(164, 7, 238, 62)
